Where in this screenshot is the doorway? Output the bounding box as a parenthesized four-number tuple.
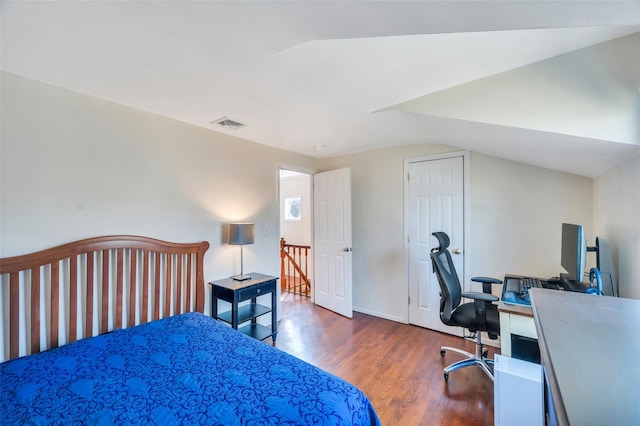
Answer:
(278, 166, 354, 318)
(279, 169, 313, 306)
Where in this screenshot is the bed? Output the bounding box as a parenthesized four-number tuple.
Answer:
(0, 235, 380, 425)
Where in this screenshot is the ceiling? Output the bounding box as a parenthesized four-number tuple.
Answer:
(2, 1, 639, 178)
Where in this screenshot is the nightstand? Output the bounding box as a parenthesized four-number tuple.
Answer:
(209, 273, 278, 343)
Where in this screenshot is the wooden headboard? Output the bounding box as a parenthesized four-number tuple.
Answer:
(0, 235, 209, 361)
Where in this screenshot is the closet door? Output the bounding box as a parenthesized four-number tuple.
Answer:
(407, 156, 464, 334)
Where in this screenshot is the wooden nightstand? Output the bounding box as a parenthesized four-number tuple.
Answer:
(209, 273, 278, 343)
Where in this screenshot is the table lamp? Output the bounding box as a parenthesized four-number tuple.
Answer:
(228, 223, 254, 281)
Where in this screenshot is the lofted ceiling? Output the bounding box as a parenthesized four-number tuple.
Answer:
(1, 1, 639, 178)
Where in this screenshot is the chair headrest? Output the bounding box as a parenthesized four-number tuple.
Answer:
(432, 232, 450, 251)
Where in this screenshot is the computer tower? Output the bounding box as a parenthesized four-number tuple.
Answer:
(494, 355, 543, 426)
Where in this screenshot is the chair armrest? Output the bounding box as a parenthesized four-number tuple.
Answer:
(461, 291, 499, 303)
(471, 276, 503, 294)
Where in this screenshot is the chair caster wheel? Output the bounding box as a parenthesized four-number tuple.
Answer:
(482, 348, 488, 358)
(440, 349, 446, 357)
(444, 373, 449, 382)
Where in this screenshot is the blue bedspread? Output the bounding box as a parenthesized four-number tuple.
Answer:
(1, 312, 380, 425)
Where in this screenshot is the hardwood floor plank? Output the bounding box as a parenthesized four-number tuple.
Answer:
(275, 293, 497, 426)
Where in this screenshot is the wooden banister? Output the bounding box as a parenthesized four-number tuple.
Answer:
(280, 238, 311, 296)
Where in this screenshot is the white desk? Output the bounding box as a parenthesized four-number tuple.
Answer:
(530, 289, 640, 426)
(497, 301, 536, 357)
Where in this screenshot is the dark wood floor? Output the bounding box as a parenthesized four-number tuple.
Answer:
(274, 293, 498, 426)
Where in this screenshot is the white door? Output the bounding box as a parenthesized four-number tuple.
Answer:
(314, 168, 353, 318)
(407, 156, 464, 334)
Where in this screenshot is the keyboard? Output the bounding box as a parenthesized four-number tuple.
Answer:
(502, 275, 563, 306)
(520, 277, 543, 294)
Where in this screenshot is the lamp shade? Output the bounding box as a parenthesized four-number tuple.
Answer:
(228, 223, 255, 245)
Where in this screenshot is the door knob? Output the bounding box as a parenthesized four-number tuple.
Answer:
(452, 248, 462, 254)
(342, 247, 352, 252)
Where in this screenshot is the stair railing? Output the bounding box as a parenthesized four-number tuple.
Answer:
(280, 238, 311, 296)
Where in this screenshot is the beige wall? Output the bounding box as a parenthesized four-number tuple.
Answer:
(317, 144, 461, 321)
(594, 154, 640, 299)
(2, 71, 637, 335)
(469, 153, 594, 282)
(0, 71, 317, 314)
(279, 174, 312, 246)
(318, 147, 597, 321)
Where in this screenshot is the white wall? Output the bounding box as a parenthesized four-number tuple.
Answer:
(594, 154, 640, 299)
(0, 71, 317, 315)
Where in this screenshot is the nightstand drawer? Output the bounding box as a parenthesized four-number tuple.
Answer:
(238, 281, 273, 301)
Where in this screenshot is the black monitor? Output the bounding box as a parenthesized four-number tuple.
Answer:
(561, 223, 587, 284)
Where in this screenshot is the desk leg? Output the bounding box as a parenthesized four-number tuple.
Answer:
(212, 291, 217, 319)
(499, 312, 512, 357)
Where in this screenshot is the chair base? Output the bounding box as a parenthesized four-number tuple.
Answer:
(440, 333, 494, 382)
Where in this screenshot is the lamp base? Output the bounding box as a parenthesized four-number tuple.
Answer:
(232, 274, 252, 281)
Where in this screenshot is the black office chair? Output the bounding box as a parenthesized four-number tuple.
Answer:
(430, 232, 502, 382)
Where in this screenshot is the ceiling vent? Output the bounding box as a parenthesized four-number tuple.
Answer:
(210, 116, 246, 129)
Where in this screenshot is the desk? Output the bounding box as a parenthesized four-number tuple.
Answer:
(498, 301, 537, 357)
(530, 289, 640, 426)
(209, 273, 278, 343)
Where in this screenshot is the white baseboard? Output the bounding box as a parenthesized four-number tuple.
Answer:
(353, 306, 406, 324)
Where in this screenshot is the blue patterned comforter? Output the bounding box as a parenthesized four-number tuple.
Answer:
(1, 312, 380, 425)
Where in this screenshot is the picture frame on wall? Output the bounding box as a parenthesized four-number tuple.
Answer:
(285, 197, 302, 221)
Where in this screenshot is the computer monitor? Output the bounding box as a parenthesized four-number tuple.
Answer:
(561, 223, 587, 284)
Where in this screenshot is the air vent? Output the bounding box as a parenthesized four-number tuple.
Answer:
(210, 116, 246, 129)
